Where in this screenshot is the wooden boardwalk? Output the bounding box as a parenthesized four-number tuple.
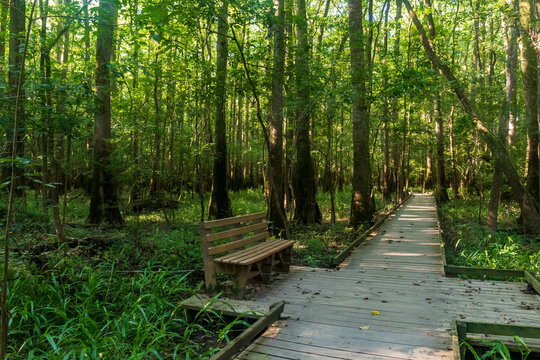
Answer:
(231, 194, 539, 359)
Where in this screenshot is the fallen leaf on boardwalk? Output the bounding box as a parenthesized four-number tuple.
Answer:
(364, 297, 369, 300)
(426, 298, 432, 300)
(413, 282, 421, 286)
(360, 326, 370, 330)
(371, 310, 380, 315)
(521, 302, 535, 310)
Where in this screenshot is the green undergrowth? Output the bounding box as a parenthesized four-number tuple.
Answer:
(8, 254, 250, 359)
(439, 196, 540, 274)
(5, 187, 395, 358)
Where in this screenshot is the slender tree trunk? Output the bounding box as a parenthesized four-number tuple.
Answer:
(487, 5, 518, 231)
(269, 0, 287, 235)
(448, 106, 459, 196)
(0, 0, 8, 68)
(349, 0, 374, 228)
(519, 0, 539, 202)
(424, 0, 449, 202)
(39, 0, 50, 210)
(208, 0, 232, 219)
(293, 0, 321, 225)
(87, 0, 123, 225)
(425, 113, 434, 190)
(4, 0, 26, 190)
(151, 48, 162, 196)
(403, 0, 540, 234)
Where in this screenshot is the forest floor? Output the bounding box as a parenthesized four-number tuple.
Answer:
(438, 192, 540, 274)
(4, 188, 539, 358)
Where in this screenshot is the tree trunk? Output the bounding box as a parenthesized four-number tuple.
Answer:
(208, 0, 232, 219)
(448, 106, 459, 196)
(519, 0, 539, 202)
(0, 0, 8, 68)
(4, 0, 26, 190)
(349, 0, 374, 228)
(268, 0, 287, 235)
(487, 5, 518, 231)
(424, 0, 449, 203)
(403, 0, 540, 235)
(151, 48, 162, 196)
(292, 0, 321, 225)
(87, 0, 123, 225)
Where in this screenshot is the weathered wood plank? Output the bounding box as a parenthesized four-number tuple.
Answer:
(206, 222, 267, 242)
(210, 302, 285, 360)
(463, 321, 540, 339)
(209, 232, 268, 256)
(201, 212, 266, 229)
(525, 271, 540, 294)
(444, 265, 524, 278)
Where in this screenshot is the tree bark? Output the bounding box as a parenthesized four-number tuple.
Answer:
(268, 0, 287, 235)
(518, 0, 539, 202)
(448, 106, 459, 196)
(87, 0, 123, 225)
(487, 5, 518, 231)
(208, 0, 232, 219)
(424, 0, 449, 203)
(4, 0, 26, 189)
(0, 0, 7, 68)
(293, 0, 322, 225)
(349, 0, 374, 228)
(403, 0, 540, 234)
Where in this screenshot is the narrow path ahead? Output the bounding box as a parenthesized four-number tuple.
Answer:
(236, 194, 539, 359)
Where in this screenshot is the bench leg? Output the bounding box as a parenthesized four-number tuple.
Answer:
(233, 266, 250, 299)
(257, 255, 275, 284)
(203, 262, 217, 294)
(276, 247, 292, 273)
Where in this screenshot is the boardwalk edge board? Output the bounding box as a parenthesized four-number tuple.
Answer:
(211, 302, 285, 360)
(435, 199, 539, 291)
(451, 320, 540, 359)
(331, 192, 412, 267)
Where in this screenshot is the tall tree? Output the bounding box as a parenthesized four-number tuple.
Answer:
(87, 0, 123, 225)
(208, 0, 232, 219)
(294, 0, 322, 225)
(518, 0, 539, 202)
(268, 0, 287, 234)
(4, 0, 26, 187)
(0, 0, 7, 68)
(424, 0, 449, 202)
(349, 0, 374, 227)
(487, 2, 518, 231)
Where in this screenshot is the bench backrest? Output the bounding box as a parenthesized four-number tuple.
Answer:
(199, 212, 269, 259)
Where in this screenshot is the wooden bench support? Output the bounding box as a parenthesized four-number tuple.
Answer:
(199, 212, 294, 298)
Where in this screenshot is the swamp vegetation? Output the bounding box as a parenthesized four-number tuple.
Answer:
(0, 0, 538, 357)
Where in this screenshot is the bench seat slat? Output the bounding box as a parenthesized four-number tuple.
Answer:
(235, 240, 293, 265)
(215, 239, 294, 265)
(205, 222, 267, 242)
(216, 240, 281, 263)
(208, 232, 268, 256)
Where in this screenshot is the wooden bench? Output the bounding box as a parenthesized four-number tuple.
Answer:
(199, 212, 294, 298)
